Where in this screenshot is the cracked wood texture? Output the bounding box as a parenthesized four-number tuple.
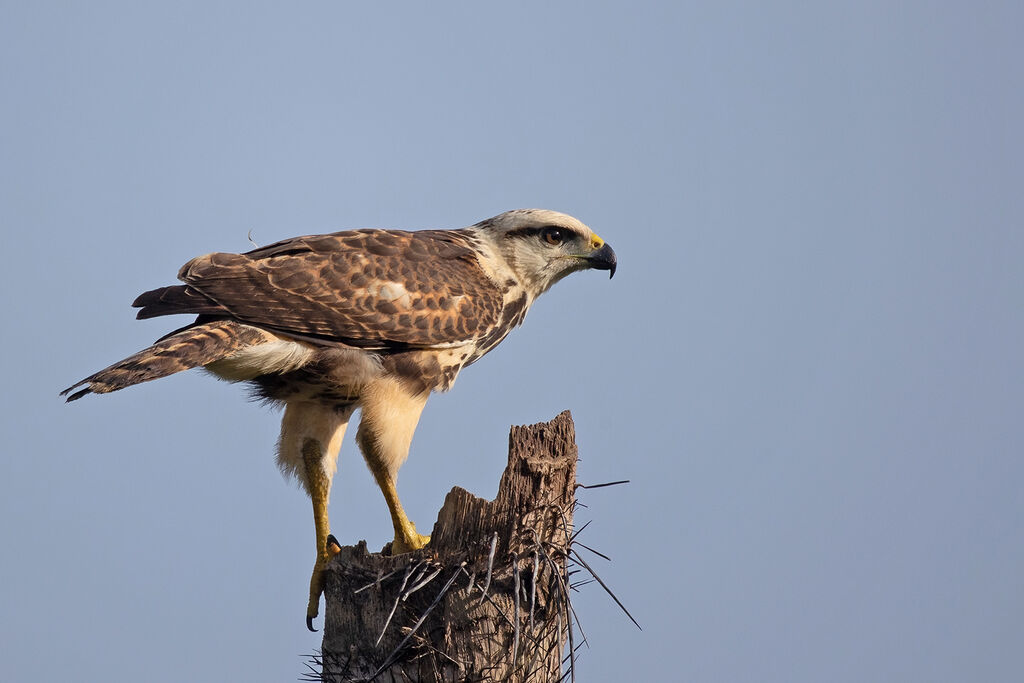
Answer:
(316, 411, 578, 683)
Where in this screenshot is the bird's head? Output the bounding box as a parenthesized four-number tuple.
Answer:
(474, 209, 617, 296)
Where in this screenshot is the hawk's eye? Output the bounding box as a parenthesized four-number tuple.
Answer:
(541, 227, 566, 246)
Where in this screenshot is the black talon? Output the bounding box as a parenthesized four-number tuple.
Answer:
(307, 615, 317, 632)
(326, 534, 341, 552)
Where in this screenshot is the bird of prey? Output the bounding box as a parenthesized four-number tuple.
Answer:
(62, 209, 616, 630)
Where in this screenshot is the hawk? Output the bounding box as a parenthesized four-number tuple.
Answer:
(62, 209, 616, 629)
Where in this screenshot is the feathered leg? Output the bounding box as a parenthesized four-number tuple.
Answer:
(355, 377, 430, 555)
(277, 402, 353, 631)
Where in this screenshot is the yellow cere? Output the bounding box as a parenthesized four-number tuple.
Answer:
(590, 233, 605, 250)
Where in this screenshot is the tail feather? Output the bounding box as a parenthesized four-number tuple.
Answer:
(61, 319, 275, 401)
(133, 285, 226, 320)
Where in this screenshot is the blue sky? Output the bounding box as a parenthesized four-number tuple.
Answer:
(2, 3, 1022, 681)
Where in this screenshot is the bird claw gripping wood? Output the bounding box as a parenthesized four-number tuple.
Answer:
(306, 534, 342, 632)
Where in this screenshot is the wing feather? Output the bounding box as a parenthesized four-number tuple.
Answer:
(148, 229, 502, 351)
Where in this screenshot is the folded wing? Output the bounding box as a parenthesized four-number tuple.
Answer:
(134, 229, 504, 351)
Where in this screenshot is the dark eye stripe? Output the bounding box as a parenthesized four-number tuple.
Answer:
(505, 225, 575, 240)
(504, 226, 545, 239)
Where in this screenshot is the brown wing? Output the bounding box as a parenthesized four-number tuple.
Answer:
(134, 229, 503, 351)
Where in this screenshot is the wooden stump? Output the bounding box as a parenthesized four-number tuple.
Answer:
(314, 411, 579, 682)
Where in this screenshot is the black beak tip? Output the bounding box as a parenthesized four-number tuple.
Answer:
(588, 243, 617, 279)
(604, 246, 617, 279)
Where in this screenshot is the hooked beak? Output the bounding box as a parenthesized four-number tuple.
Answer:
(586, 243, 617, 279)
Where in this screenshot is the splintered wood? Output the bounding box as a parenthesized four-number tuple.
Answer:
(314, 411, 579, 683)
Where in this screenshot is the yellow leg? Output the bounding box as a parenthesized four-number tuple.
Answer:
(355, 377, 431, 556)
(370, 465, 430, 554)
(279, 402, 350, 630)
(303, 437, 340, 631)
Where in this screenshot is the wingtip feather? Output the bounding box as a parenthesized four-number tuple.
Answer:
(60, 383, 92, 402)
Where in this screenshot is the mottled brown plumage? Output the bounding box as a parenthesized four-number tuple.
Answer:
(62, 208, 616, 630)
(137, 229, 503, 350)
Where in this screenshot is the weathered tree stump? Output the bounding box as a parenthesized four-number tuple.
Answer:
(314, 411, 580, 682)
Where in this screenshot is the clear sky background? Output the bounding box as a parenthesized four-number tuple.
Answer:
(2, 2, 1022, 681)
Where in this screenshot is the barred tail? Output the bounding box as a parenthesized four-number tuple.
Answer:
(61, 319, 274, 401)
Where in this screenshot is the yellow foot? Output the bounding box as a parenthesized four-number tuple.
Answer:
(306, 534, 342, 632)
(390, 522, 430, 555)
